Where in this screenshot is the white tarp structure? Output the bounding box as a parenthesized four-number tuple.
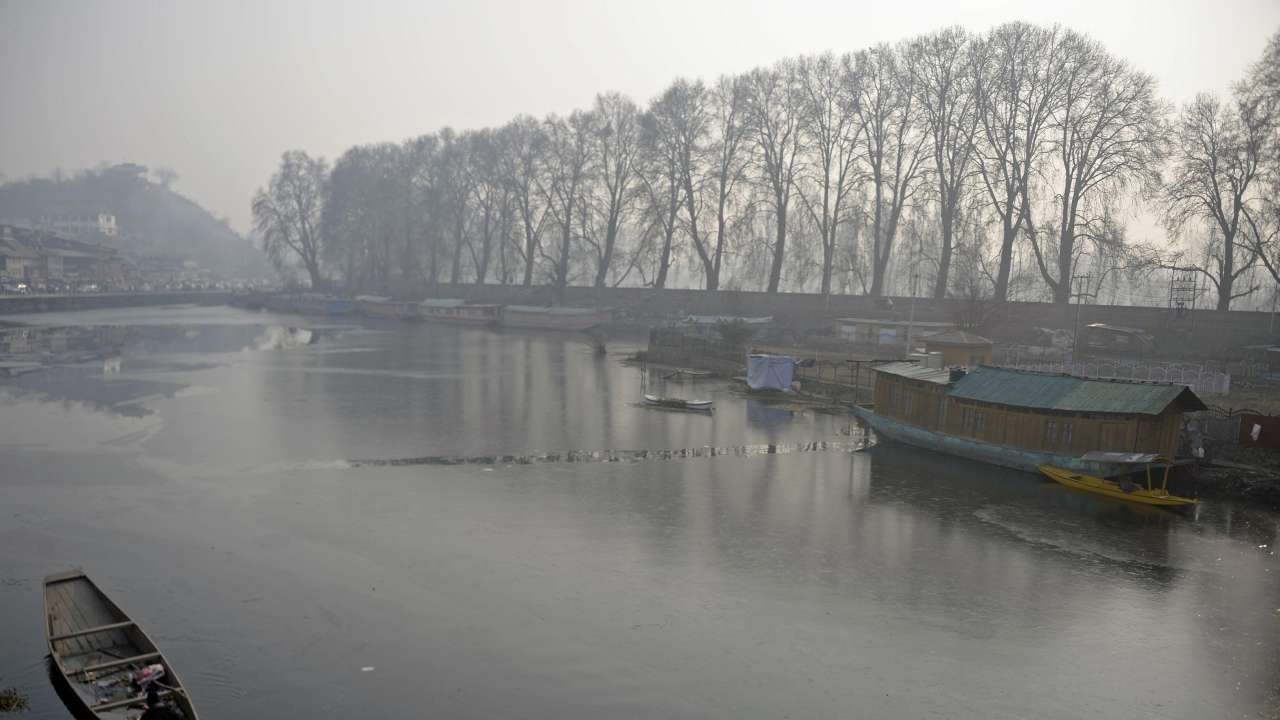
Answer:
(747, 354, 794, 391)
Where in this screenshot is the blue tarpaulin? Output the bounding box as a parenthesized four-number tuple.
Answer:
(747, 354, 794, 391)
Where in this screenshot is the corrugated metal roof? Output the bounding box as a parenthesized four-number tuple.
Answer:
(872, 361, 954, 385)
(948, 366, 1206, 415)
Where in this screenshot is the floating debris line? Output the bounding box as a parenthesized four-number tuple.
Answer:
(350, 439, 868, 468)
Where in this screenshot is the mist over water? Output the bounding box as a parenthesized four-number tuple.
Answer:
(0, 306, 1276, 719)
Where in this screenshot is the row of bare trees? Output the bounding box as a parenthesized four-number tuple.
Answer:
(252, 22, 1280, 309)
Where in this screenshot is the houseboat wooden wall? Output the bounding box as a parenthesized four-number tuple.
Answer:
(871, 372, 1184, 459)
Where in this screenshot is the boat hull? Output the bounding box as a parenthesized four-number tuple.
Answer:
(1038, 465, 1197, 507)
(643, 394, 713, 412)
(851, 405, 1129, 477)
(500, 307, 613, 331)
(416, 305, 500, 325)
(44, 570, 199, 719)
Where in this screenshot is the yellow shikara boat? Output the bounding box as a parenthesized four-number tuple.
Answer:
(1038, 454, 1198, 507)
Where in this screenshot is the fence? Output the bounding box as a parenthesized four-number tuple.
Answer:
(999, 359, 1232, 396)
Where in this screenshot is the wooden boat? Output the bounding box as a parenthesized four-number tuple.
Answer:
(416, 299, 501, 326)
(354, 295, 412, 320)
(1039, 455, 1197, 507)
(44, 571, 199, 720)
(500, 305, 613, 331)
(643, 393, 714, 412)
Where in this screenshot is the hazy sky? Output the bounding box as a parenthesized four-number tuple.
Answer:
(2, 0, 1278, 234)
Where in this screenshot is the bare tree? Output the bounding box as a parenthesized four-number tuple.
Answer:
(636, 105, 685, 288)
(745, 60, 805, 293)
(1161, 93, 1267, 310)
(908, 27, 980, 298)
(1023, 32, 1167, 303)
(855, 43, 930, 297)
(971, 23, 1066, 302)
(498, 116, 550, 286)
(1240, 30, 1280, 290)
(541, 110, 595, 294)
(467, 129, 505, 284)
(252, 150, 328, 289)
(436, 128, 476, 285)
(795, 52, 863, 296)
(583, 92, 641, 287)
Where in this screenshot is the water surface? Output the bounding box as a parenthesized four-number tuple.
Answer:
(1, 305, 1276, 719)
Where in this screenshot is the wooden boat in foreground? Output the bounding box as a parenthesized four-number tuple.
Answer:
(643, 393, 714, 412)
(44, 571, 198, 720)
(1039, 454, 1197, 507)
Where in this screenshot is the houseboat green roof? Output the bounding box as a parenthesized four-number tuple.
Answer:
(948, 366, 1206, 416)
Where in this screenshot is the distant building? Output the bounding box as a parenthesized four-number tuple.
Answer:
(834, 317, 955, 348)
(39, 213, 118, 238)
(0, 224, 133, 288)
(0, 229, 38, 281)
(922, 329, 994, 367)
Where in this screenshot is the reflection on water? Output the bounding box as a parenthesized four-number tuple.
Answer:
(0, 306, 1277, 720)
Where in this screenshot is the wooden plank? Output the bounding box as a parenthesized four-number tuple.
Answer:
(50, 620, 135, 642)
(78, 651, 161, 676)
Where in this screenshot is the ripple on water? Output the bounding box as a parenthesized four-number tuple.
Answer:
(972, 504, 1202, 572)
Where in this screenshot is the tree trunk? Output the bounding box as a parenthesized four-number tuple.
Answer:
(1218, 231, 1236, 311)
(655, 227, 674, 289)
(992, 215, 1016, 302)
(933, 209, 953, 299)
(767, 202, 787, 293)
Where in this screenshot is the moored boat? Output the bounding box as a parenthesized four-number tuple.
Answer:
(354, 295, 412, 320)
(500, 305, 613, 331)
(1039, 457, 1197, 507)
(416, 299, 501, 325)
(291, 293, 354, 316)
(643, 393, 714, 412)
(44, 570, 199, 720)
(853, 363, 1207, 477)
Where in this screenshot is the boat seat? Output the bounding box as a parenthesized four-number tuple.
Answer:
(77, 651, 162, 676)
(50, 620, 135, 642)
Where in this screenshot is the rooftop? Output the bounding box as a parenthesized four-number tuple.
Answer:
(871, 361, 954, 385)
(922, 329, 992, 346)
(949, 366, 1206, 416)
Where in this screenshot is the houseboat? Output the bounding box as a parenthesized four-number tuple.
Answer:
(500, 305, 613, 331)
(415, 298, 502, 326)
(291, 294, 354, 316)
(853, 363, 1206, 477)
(354, 295, 413, 320)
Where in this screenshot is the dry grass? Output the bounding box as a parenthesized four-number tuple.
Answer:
(0, 687, 29, 713)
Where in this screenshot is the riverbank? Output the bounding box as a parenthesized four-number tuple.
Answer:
(0, 291, 231, 315)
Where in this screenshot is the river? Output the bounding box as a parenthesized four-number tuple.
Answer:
(0, 305, 1276, 719)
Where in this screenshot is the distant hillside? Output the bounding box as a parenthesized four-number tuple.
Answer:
(0, 163, 270, 278)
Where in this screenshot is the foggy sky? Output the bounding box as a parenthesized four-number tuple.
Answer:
(2, 0, 1278, 235)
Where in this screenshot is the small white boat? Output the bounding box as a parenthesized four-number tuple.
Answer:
(643, 393, 714, 412)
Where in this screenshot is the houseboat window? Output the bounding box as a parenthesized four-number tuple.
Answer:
(1062, 422, 1073, 445)
(975, 411, 985, 435)
(1045, 420, 1058, 444)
